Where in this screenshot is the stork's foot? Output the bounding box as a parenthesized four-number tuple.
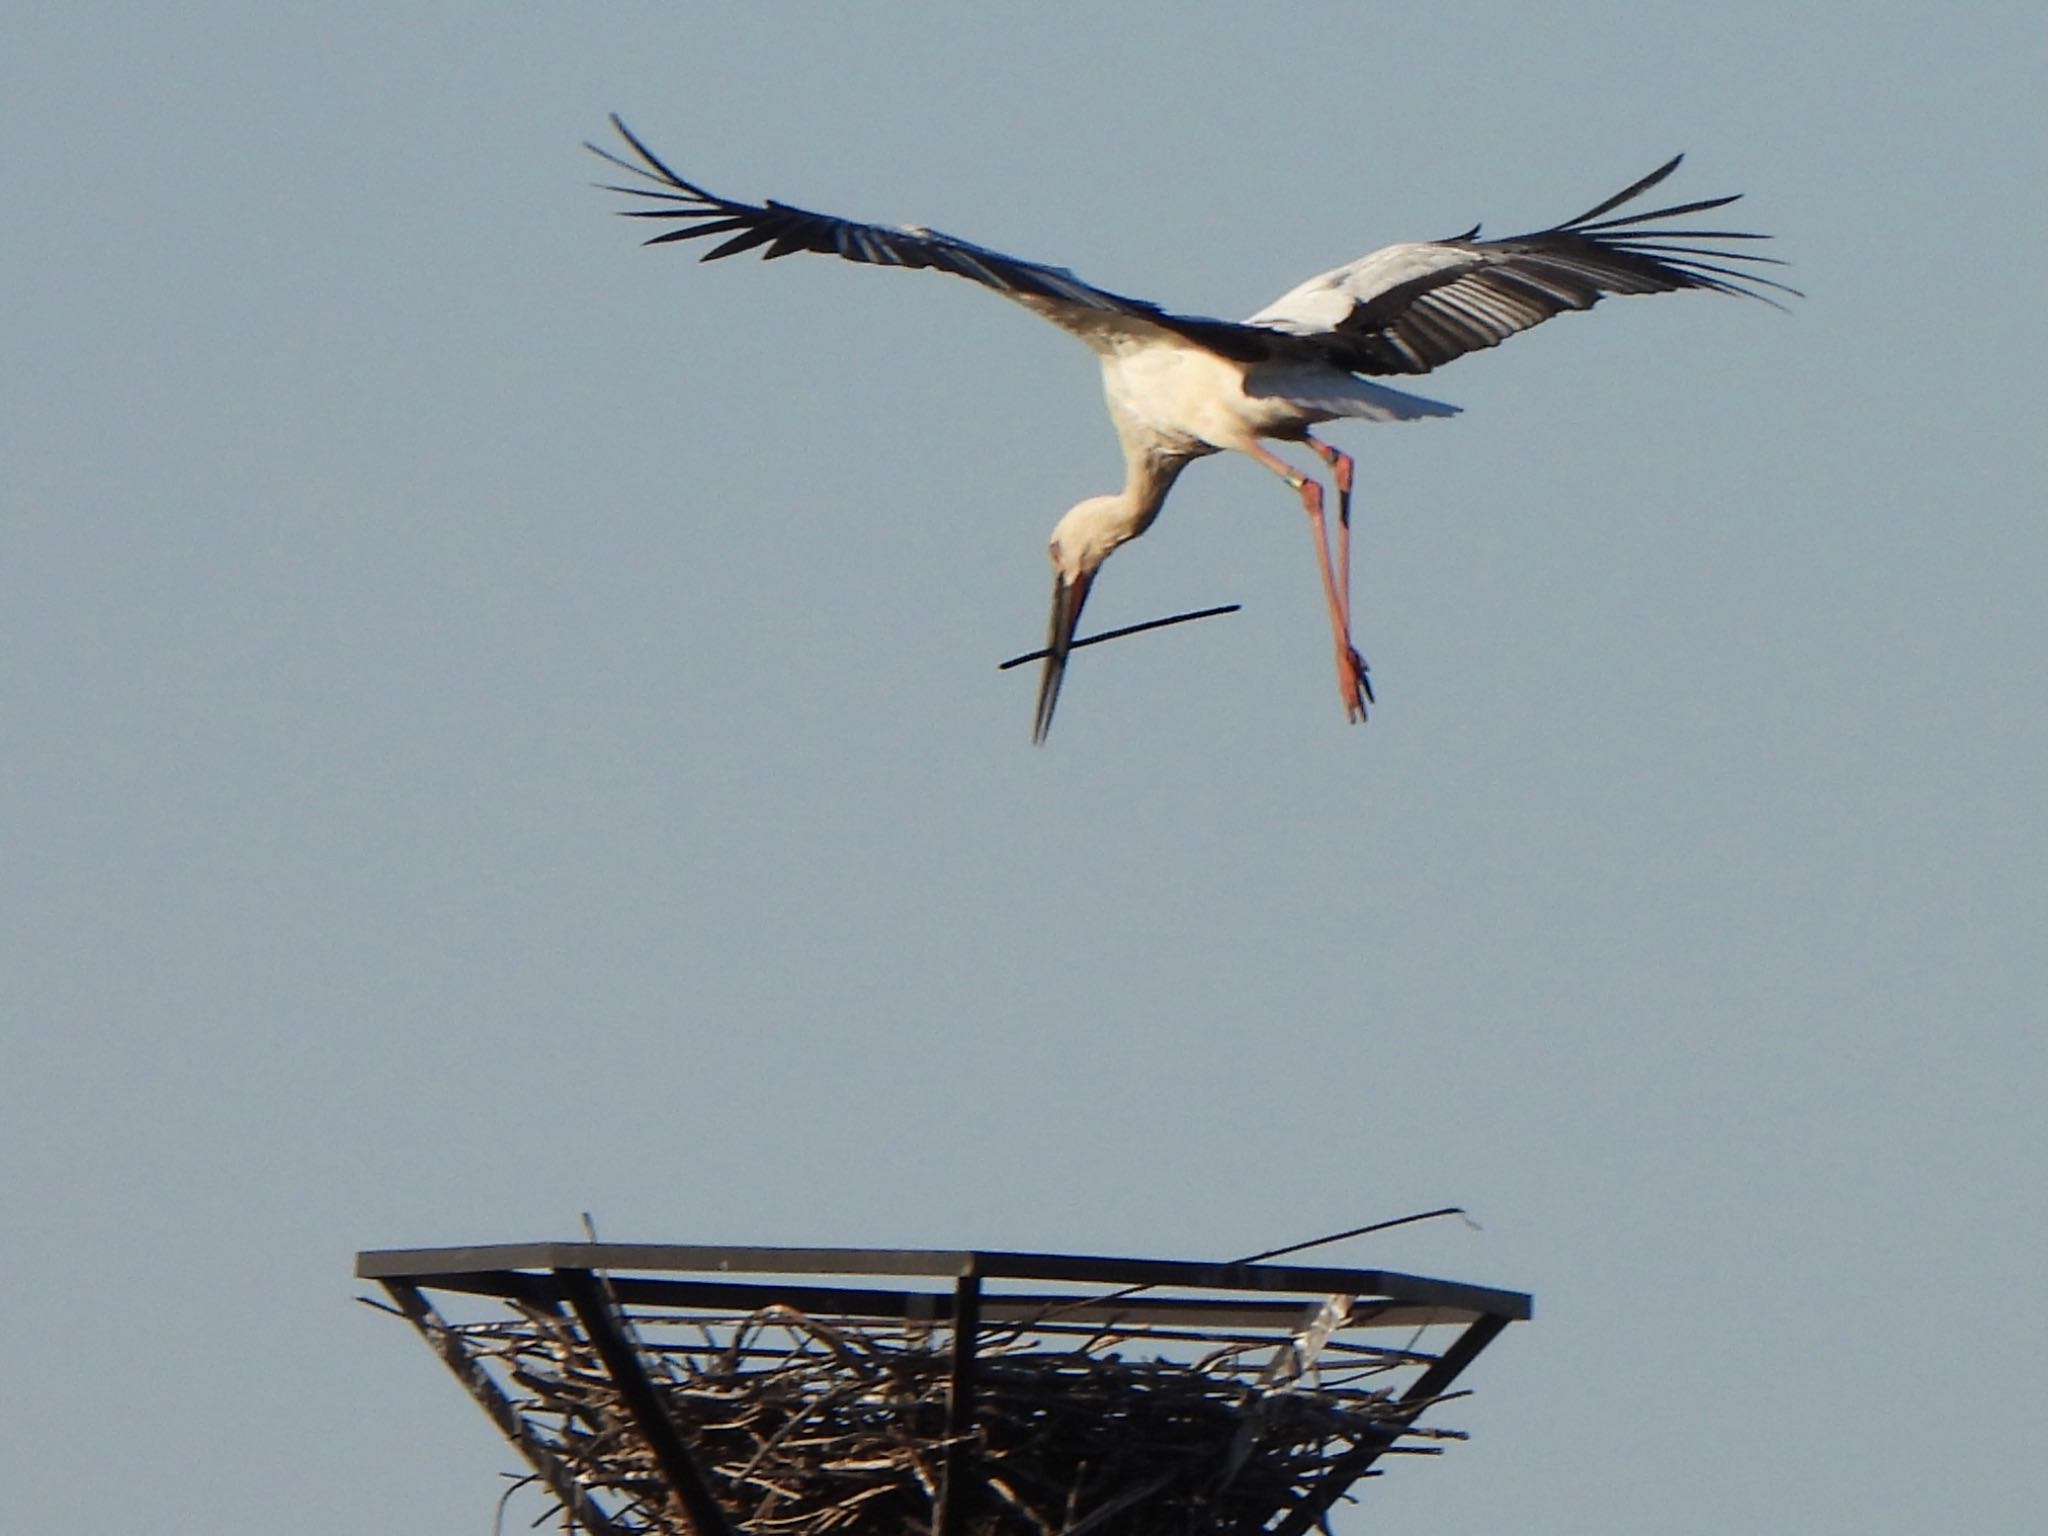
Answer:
(1337, 643, 1374, 723)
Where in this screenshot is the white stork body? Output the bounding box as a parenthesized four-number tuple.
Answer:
(1054, 305, 1457, 453)
(1024, 307, 1461, 735)
(591, 120, 1792, 740)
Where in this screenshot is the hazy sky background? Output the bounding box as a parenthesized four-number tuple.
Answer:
(5, 5, 2042, 1533)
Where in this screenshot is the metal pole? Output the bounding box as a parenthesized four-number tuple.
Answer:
(1260, 1311, 1513, 1536)
(935, 1268, 983, 1536)
(378, 1280, 633, 1536)
(559, 1268, 737, 1536)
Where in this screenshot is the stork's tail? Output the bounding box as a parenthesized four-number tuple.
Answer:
(1265, 376, 1461, 423)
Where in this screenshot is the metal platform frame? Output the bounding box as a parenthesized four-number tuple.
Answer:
(359, 1242, 1531, 1536)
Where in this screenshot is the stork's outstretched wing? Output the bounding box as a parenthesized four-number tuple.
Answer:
(1247, 155, 1799, 376)
(590, 116, 1272, 361)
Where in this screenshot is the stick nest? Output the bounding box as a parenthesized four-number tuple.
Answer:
(464, 1301, 1463, 1536)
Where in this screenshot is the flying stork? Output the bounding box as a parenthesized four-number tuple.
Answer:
(589, 118, 1793, 741)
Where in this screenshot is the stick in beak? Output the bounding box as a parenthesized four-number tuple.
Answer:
(997, 604, 1241, 672)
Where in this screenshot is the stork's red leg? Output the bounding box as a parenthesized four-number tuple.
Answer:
(1304, 436, 1356, 632)
(1245, 443, 1370, 723)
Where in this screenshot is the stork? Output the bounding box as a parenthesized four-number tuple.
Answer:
(589, 119, 1793, 740)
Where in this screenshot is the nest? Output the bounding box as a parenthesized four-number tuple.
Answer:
(458, 1300, 1464, 1536)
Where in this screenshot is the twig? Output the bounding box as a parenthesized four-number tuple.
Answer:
(996, 605, 1241, 670)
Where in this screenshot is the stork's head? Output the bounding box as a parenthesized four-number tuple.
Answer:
(1033, 494, 1145, 744)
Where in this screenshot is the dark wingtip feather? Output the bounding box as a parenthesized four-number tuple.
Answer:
(1556, 154, 1685, 228)
(593, 114, 720, 203)
(1572, 191, 1744, 233)
(1522, 156, 1797, 308)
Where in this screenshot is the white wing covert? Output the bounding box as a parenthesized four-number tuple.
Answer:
(1246, 156, 1797, 376)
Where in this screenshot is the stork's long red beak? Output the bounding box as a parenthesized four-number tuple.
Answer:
(1032, 568, 1093, 744)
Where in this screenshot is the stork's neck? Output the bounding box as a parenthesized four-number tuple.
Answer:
(1117, 443, 1193, 534)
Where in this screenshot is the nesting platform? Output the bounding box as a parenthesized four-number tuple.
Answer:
(358, 1242, 1529, 1536)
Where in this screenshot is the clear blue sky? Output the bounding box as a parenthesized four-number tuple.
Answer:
(4, 5, 2042, 1533)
